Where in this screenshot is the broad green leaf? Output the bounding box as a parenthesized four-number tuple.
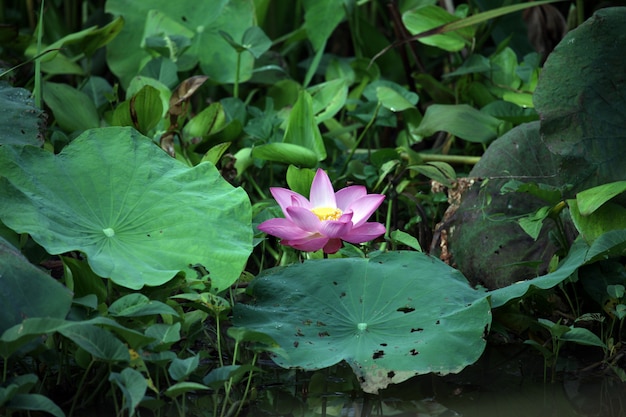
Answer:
(569, 199, 626, 244)
(43, 82, 99, 132)
(0, 127, 252, 290)
(490, 47, 521, 89)
(415, 104, 502, 143)
(129, 85, 163, 134)
(534, 8, 626, 194)
(286, 165, 316, 198)
(88, 317, 156, 350)
(585, 230, 626, 263)
(145, 323, 181, 351)
(488, 239, 588, 308)
(389, 230, 422, 251)
(202, 365, 242, 388)
(139, 58, 180, 89)
(108, 294, 178, 318)
(518, 206, 551, 241)
(81, 76, 114, 110)
(560, 327, 605, 348)
(168, 356, 199, 381)
(303, 0, 346, 51)
(106, 0, 256, 87)
(110, 85, 163, 135)
(402, 5, 474, 52)
(0, 81, 44, 146)
(233, 251, 490, 394)
(481, 100, 538, 124)
(58, 323, 130, 362)
(376, 86, 417, 112)
(252, 142, 318, 168)
(5, 394, 65, 417)
(109, 368, 147, 417)
(0, 237, 72, 336)
(0, 318, 64, 358)
(126, 76, 172, 118)
(576, 181, 626, 216)
(240, 26, 272, 58)
(182, 102, 228, 147)
(308, 79, 348, 123)
(607, 284, 625, 299)
(283, 90, 327, 161)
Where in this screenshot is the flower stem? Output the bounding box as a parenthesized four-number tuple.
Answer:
(339, 101, 381, 178)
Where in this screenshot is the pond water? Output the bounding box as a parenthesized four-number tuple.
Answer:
(252, 344, 626, 417)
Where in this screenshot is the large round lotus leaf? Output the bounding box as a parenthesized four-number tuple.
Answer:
(233, 251, 491, 394)
(440, 122, 565, 288)
(534, 7, 626, 192)
(0, 127, 252, 290)
(105, 0, 255, 88)
(0, 237, 73, 335)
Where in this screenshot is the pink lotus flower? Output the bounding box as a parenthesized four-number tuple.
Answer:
(258, 169, 386, 254)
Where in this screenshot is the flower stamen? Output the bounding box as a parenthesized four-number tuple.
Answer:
(311, 207, 342, 221)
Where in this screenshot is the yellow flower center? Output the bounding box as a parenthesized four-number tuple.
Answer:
(311, 207, 343, 221)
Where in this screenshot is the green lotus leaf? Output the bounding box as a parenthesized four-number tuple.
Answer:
(233, 251, 491, 393)
(0, 81, 44, 146)
(0, 127, 252, 290)
(534, 7, 626, 192)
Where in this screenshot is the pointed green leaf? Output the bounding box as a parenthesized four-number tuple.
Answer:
(286, 165, 316, 198)
(109, 368, 147, 417)
(43, 82, 99, 132)
(252, 142, 318, 168)
(576, 181, 626, 216)
(58, 323, 129, 362)
(241, 26, 272, 58)
(415, 104, 503, 143)
(308, 79, 348, 123)
(303, 0, 346, 51)
(0, 127, 252, 290)
(168, 356, 199, 381)
(376, 86, 417, 112)
(402, 5, 474, 52)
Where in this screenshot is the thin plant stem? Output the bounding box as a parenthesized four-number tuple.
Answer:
(377, 196, 393, 253)
(234, 52, 241, 99)
(244, 172, 268, 200)
(2, 358, 7, 383)
(68, 359, 95, 417)
(339, 101, 381, 178)
(33, 0, 44, 109)
(216, 314, 224, 368)
(235, 353, 258, 416)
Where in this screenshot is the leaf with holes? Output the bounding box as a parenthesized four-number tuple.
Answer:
(233, 251, 491, 393)
(0, 126, 252, 290)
